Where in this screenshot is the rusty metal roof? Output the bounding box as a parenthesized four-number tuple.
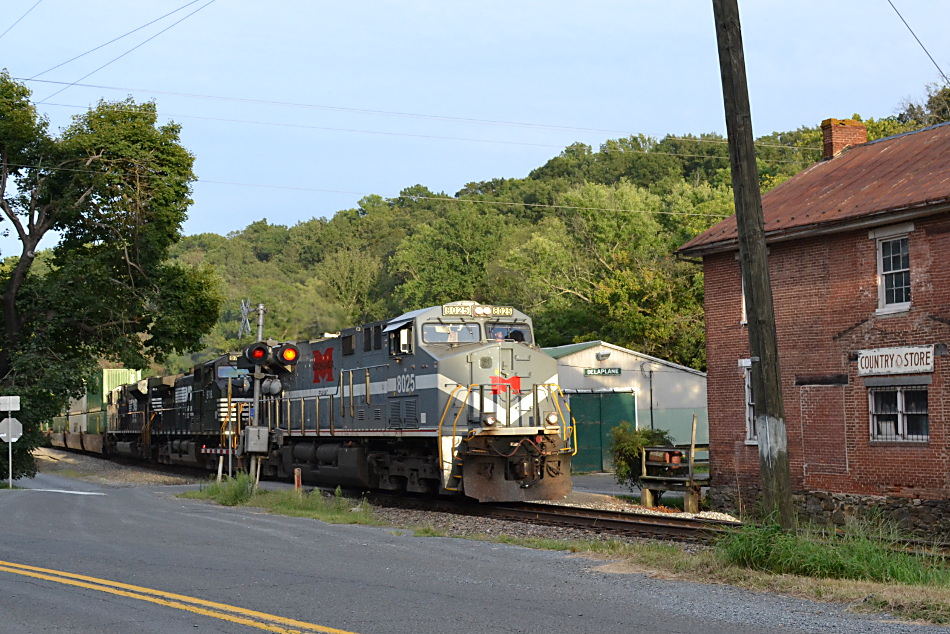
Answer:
(678, 122, 950, 256)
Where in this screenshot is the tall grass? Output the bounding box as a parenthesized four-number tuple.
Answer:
(716, 517, 950, 586)
(253, 485, 379, 525)
(182, 473, 254, 506)
(183, 479, 379, 525)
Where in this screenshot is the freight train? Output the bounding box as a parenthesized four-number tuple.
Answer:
(49, 302, 576, 502)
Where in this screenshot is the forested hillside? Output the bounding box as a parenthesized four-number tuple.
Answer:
(165, 86, 950, 374)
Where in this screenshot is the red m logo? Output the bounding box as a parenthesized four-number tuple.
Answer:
(313, 348, 334, 384)
(490, 375, 521, 395)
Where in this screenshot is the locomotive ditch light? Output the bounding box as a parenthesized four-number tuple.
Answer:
(273, 343, 301, 365)
(544, 412, 559, 426)
(482, 414, 497, 427)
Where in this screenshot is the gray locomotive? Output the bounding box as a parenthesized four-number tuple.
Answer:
(51, 301, 576, 502)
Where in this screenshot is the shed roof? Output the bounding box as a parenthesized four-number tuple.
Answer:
(542, 340, 706, 377)
(679, 122, 950, 256)
(542, 341, 600, 359)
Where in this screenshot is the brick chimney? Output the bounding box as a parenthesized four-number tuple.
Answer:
(821, 118, 867, 159)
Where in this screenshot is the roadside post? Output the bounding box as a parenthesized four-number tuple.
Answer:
(0, 396, 22, 489)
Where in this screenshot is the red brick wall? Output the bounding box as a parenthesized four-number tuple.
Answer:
(704, 214, 950, 500)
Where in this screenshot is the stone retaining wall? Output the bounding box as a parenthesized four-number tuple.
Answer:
(708, 485, 950, 536)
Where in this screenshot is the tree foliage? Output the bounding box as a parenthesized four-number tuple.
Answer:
(0, 72, 221, 477)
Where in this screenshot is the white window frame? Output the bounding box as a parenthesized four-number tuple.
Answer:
(870, 223, 913, 315)
(739, 358, 756, 443)
(868, 384, 929, 442)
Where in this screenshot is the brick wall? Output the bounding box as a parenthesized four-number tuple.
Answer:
(704, 214, 950, 509)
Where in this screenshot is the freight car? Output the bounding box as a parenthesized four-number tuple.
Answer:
(50, 302, 576, 502)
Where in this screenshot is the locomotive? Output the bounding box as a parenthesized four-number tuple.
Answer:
(50, 302, 576, 502)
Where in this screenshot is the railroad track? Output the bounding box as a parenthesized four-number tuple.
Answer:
(487, 502, 740, 541)
(366, 493, 740, 542)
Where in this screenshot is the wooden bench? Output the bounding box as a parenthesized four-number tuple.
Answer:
(639, 414, 709, 513)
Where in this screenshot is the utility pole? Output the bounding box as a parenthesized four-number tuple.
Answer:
(712, 0, 796, 530)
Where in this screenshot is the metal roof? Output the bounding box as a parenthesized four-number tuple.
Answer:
(542, 340, 706, 376)
(542, 341, 601, 359)
(678, 121, 950, 256)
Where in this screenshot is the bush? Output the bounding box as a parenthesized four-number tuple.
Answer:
(608, 422, 673, 491)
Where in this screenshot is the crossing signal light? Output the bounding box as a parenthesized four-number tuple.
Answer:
(273, 343, 301, 366)
(244, 342, 272, 365)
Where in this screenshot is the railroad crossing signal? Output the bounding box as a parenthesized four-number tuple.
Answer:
(0, 417, 21, 443)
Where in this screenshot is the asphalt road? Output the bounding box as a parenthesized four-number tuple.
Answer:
(0, 474, 944, 634)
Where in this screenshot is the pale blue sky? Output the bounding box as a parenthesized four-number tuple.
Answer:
(2, 1, 948, 254)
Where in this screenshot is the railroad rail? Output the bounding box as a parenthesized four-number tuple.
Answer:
(489, 502, 740, 542)
(366, 492, 739, 542)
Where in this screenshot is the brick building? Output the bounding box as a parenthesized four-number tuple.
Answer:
(678, 119, 950, 528)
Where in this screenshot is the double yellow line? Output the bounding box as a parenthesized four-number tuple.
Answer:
(0, 560, 358, 634)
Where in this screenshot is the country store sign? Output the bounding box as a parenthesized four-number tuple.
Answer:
(857, 345, 934, 376)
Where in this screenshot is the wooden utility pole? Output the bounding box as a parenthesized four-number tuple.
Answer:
(712, 0, 796, 530)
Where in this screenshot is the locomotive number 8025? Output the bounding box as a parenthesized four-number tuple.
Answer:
(50, 301, 577, 502)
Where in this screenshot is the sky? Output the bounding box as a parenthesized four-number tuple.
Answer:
(2, 1, 949, 255)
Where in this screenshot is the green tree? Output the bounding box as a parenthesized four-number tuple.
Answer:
(313, 246, 383, 325)
(0, 72, 221, 477)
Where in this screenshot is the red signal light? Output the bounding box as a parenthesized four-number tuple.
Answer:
(274, 343, 301, 365)
(244, 343, 271, 365)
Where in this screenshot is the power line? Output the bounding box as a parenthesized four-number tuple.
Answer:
(34, 99, 820, 162)
(0, 0, 41, 41)
(22, 78, 819, 153)
(4, 163, 731, 218)
(887, 0, 950, 86)
(36, 0, 216, 105)
(28, 0, 205, 80)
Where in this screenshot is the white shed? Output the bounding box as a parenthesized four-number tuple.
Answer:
(543, 341, 707, 472)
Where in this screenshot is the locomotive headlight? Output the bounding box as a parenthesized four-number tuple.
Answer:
(482, 414, 497, 427)
(544, 412, 559, 426)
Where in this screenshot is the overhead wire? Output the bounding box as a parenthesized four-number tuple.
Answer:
(4, 163, 731, 218)
(28, 0, 206, 80)
(887, 0, 950, 87)
(36, 0, 216, 105)
(31, 97, 820, 162)
(0, 0, 42, 41)
(22, 78, 820, 154)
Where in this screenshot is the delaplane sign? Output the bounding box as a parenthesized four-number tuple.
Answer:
(857, 345, 934, 376)
(584, 368, 621, 376)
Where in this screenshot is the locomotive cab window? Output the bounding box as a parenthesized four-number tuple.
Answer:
(487, 323, 532, 343)
(216, 366, 249, 380)
(422, 322, 480, 344)
(388, 324, 414, 356)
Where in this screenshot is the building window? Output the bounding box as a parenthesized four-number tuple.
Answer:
(869, 386, 928, 441)
(739, 359, 756, 443)
(880, 236, 910, 304)
(870, 223, 913, 314)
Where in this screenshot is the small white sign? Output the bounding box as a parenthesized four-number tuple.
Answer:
(857, 345, 934, 376)
(0, 417, 22, 443)
(0, 396, 20, 411)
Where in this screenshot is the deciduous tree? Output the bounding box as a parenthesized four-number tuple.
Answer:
(0, 72, 221, 477)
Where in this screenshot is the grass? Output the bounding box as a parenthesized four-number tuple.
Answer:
(181, 476, 380, 525)
(180, 480, 950, 625)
